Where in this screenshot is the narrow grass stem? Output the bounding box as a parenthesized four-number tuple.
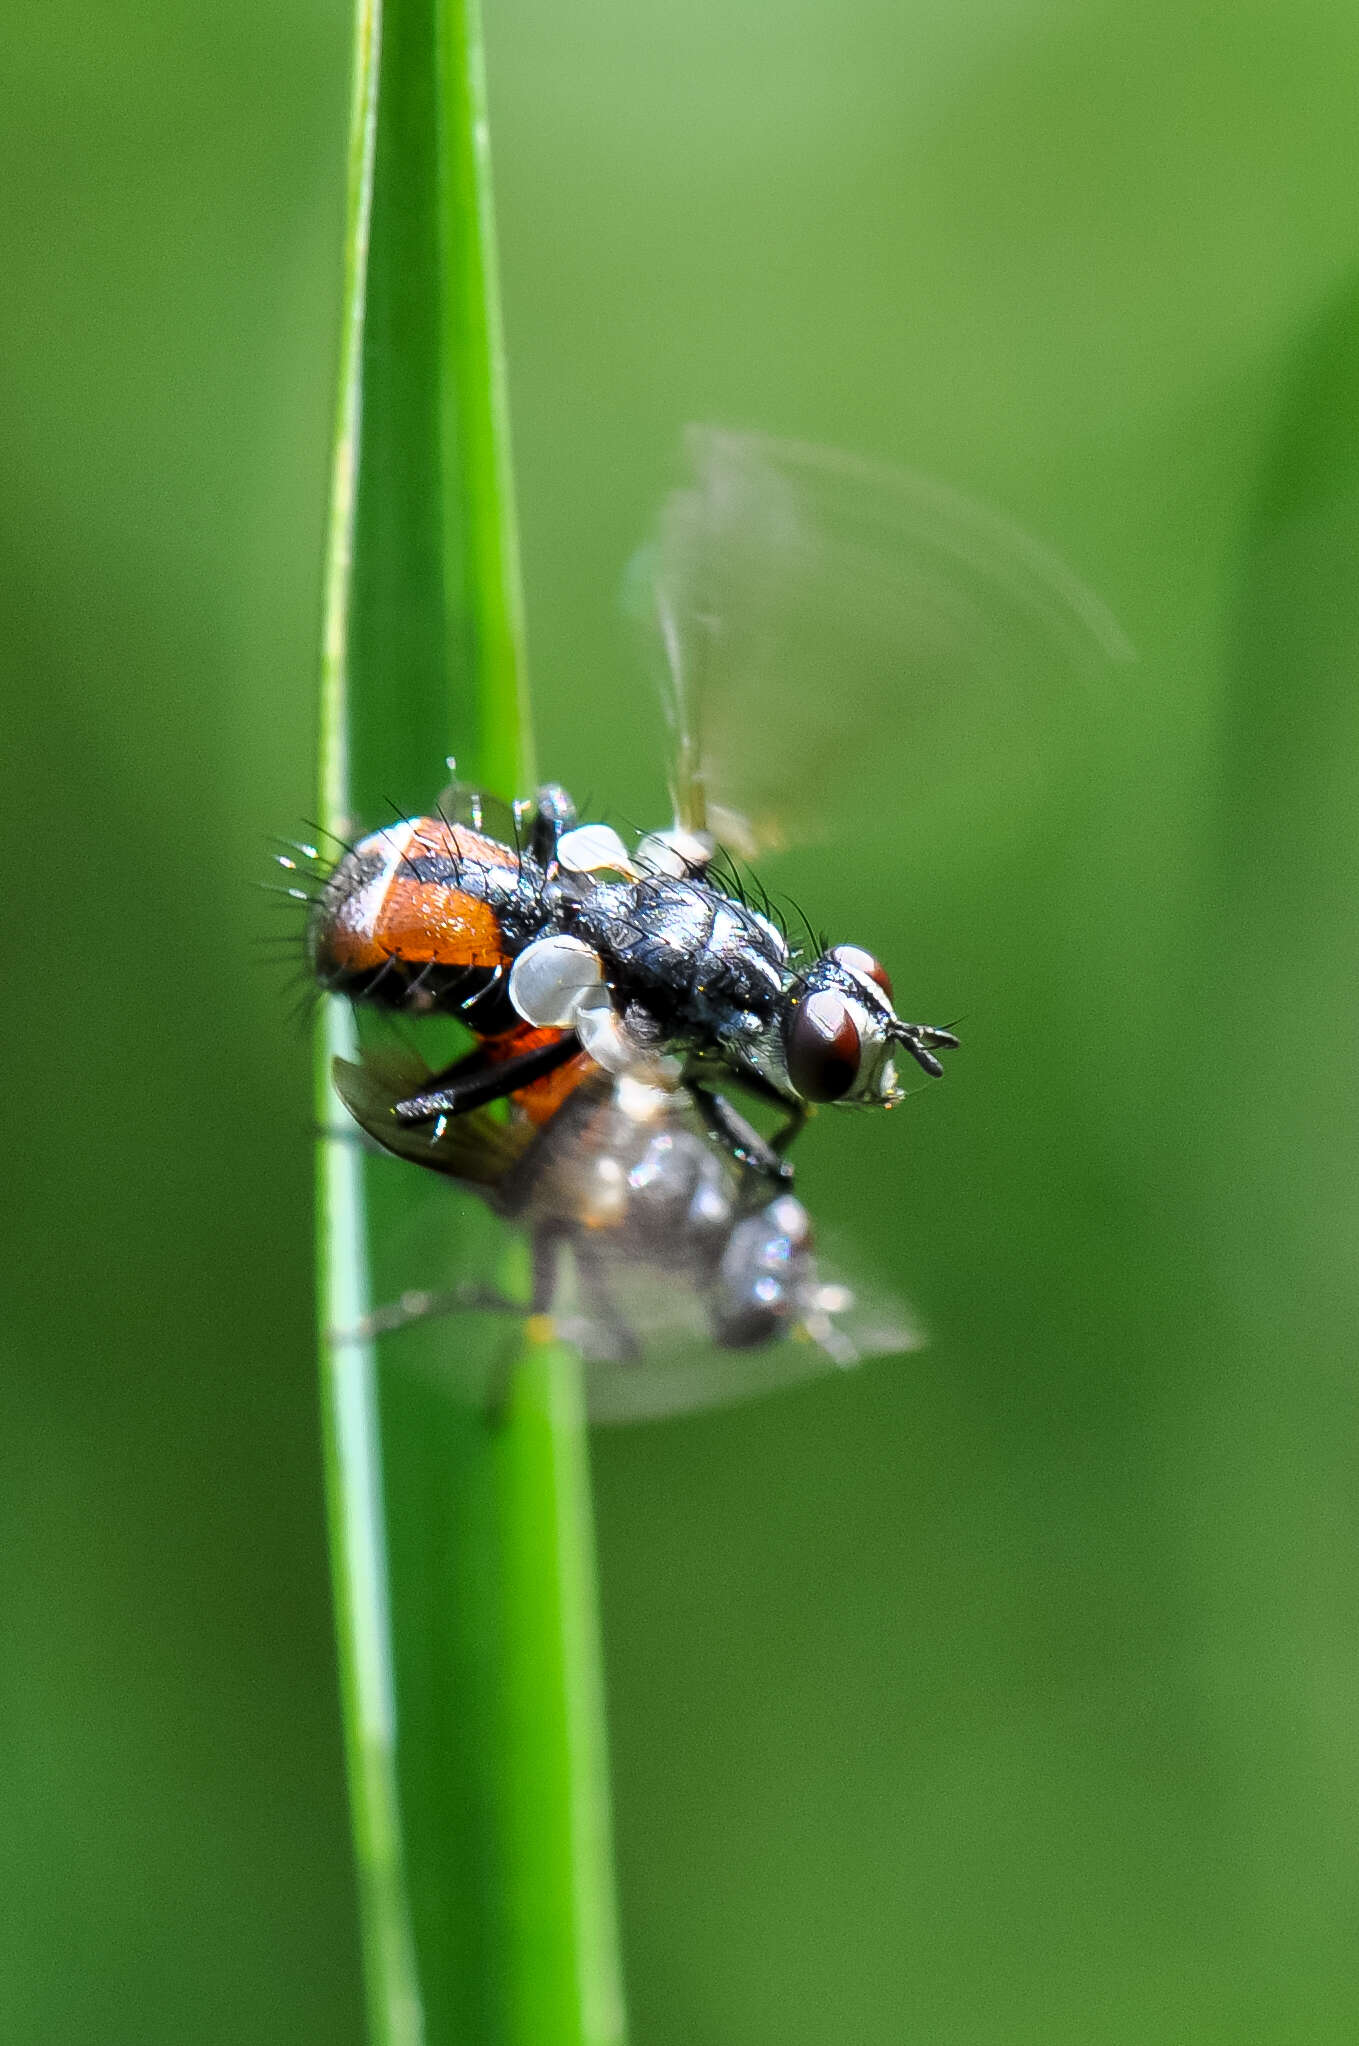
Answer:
(314, 2, 626, 2041)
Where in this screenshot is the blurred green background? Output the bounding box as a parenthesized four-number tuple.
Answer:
(7, 1, 1359, 2040)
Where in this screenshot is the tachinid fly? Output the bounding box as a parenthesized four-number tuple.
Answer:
(331, 1052, 919, 1424)
(306, 773, 959, 1182)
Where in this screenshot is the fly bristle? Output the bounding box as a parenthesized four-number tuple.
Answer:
(776, 890, 818, 962)
(270, 835, 322, 864)
(301, 818, 359, 861)
(260, 827, 333, 1018)
(259, 878, 322, 902)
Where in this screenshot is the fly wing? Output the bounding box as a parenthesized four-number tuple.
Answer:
(432, 769, 530, 846)
(520, 1078, 926, 1422)
(331, 1051, 535, 1187)
(568, 1259, 923, 1427)
(632, 427, 1131, 857)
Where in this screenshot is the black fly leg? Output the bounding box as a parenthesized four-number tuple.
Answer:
(768, 1098, 809, 1158)
(691, 1084, 801, 1185)
(393, 1032, 581, 1125)
(721, 1058, 812, 1139)
(393, 1040, 496, 1106)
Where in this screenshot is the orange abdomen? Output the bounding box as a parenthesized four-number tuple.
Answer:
(310, 816, 543, 1025)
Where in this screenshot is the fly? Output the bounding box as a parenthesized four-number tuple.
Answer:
(306, 770, 958, 1179)
(330, 1050, 919, 1424)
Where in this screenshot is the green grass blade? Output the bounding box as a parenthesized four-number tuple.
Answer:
(314, 3, 627, 2042)
(436, 0, 533, 793)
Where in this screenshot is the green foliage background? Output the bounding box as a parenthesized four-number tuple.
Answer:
(7, 2, 1359, 2041)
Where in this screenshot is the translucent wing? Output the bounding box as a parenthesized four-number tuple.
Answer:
(329, 1052, 921, 1425)
(563, 1248, 921, 1428)
(632, 427, 1131, 857)
(332, 1050, 534, 1187)
(432, 766, 531, 845)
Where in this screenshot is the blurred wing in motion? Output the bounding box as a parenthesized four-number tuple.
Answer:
(631, 426, 1132, 857)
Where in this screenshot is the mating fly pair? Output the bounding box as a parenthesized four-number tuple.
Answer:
(292, 430, 1123, 1413)
(308, 775, 958, 1170)
(303, 761, 948, 1416)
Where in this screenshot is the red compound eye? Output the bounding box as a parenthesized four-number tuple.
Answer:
(784, 991, 861, 1103)
(832, 944, 894, 1007)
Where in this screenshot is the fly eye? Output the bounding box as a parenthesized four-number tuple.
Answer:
(784, 991, 861, 1102)
(831, 944, 894, 1007)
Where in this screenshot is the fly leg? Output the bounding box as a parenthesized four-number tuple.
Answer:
(391, 1040, 496, 1105)
(392, 1032, 580, 1124)
(768, 1098, 808, 1160)
(336, 1232, 557, 1351)
(725, 1061, 811, 1152)
(690, 1079, 804, 1184)
(336, 1282, 526, 1343)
